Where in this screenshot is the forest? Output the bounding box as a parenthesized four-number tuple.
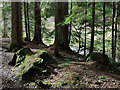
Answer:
(0, 0, 120, 88)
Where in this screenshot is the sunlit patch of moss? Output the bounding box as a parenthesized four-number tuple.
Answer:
(16, 55, 35, 77)
(35, 80, 52, 88)
(15, 49, 51, 80)
(59, 61, 73, 67)
(31, 82, 36, 87)
(43, 82, 52, 86)
(16, 53, 44, 79)
(16, 47, 32, 56)
(14, 47, 33, 66)
(15, 56, 25, 66)
(35, 49, 47, 55)
(42, 70, 47, 73)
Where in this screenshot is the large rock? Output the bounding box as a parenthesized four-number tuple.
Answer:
(8, 47, 56, 81)
(8, 47, 33, 66)
(85, 52, 109, 64)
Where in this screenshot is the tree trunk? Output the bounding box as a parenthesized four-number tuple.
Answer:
(33, 2, 45, 45)
(10, 2, 23, 51)
(118, 4, 120, 60)
(84, 3, 87, 56)
(24, 1, 28, 41)
(112, 2, 115, 58)
(114, 2, 119, 59)
(90, 2, 95, 53)
(54, 2, 69, 52)
(103, 2, 105, 54)
(27, 1, 31, 42)
(69, 1, 72, 45)
(77, 31, 81, 53)
(54, 2, 59, 56)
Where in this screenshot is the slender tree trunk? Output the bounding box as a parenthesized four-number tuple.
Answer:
(118, 3, 120, 60)
(114, 2, 119, 59)
(24, 1, 28, 41)
(27, 0, 31, 42)
(69, 1, 72, 45)
(112, 2, 115, 58)
(77, 30, 82, 53)
(33, 2, 45, 45)
(10, 2, 23, 51)
(103, 2, 105, 54)
(84, 3, 87, 56)
(90, 2, 95, 53)
(54, 2, 59, 56)
(63, 2, 69, 50)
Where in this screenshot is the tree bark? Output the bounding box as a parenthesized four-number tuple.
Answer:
(27, 1, 31, 42)
(10, 2, 23, 51)
(55, 2, 69, 52)
(103, 2, 105, 54)
(84, 3, 87, 56)
(77, 31, 81, 53)
(114, 2, 119, 59)
(33, 2, 45, 45)
(90, 2, 95, 53)
(112, 2, 115, 58)
(54, 2, 59, 56)
(69, 1, 72, 45)
(24, 1, 28, 41)
(118, 3, 120, 60)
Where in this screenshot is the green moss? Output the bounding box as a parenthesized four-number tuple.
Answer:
(17, 55, 34, 77)
(36, 49, 47, 55)
(17, 54, 44, 79)
(60, 61, 73, 67)
(15, 49, 53, 81)
(85, 52, 109, 64)
(42, 70, 47, 73)
(108, 57, 120, 72)
(36, 80, 52, 88)
(43, 82, 51, 86)
(16, 47, 32, 56)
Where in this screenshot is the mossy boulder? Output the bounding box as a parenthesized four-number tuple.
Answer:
(20, 51, 54, 81)
(108, 57, 120, 72)
(8, 47, 33, 66)
(16, 47, 33, 57)
(85, 52, 120, 72)
(85, 52, 109, 64)
(9, 47, 56, 82)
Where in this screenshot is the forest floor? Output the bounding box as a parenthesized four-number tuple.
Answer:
(1, 38, 120, 88)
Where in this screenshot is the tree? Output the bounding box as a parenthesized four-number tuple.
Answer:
(103, 2, 105, 54)
(112, 2, 115, 58)
(69, 1, 72, 45)
(114, 2, 119, 59)
(10, 2, 23, 51)
(54, 2, 59, 56)
(54, 2, 69, 56)
(24, 1, 28, 41)
(117, 2, 120, 60)
(84, 3, 87, 56)
(27, 0, 31, 42)
(90, 2, 95, 53)
(33, 2, 44, 45)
